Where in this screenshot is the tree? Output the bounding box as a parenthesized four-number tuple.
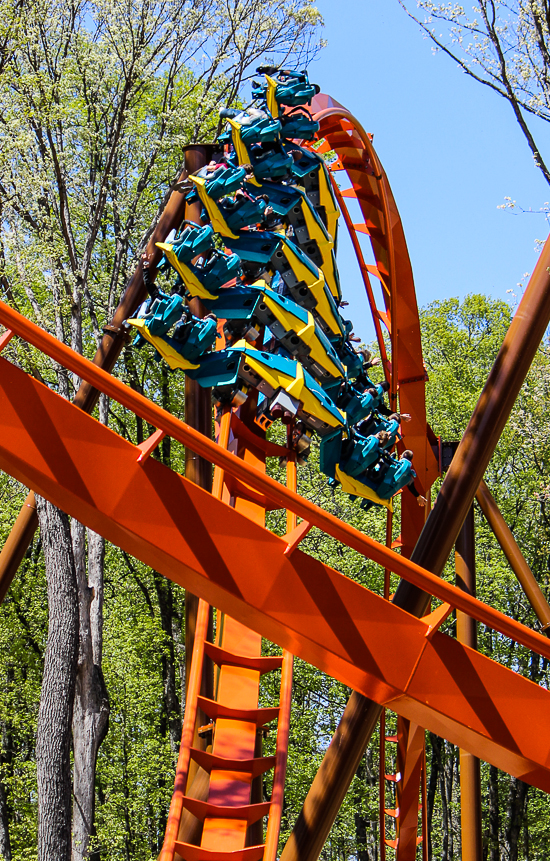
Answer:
(0, 0, 323, 856)
(398, 0, 550, 186)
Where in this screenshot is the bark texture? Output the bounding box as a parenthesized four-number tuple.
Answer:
(505, 777, 529, 861)
(487, 764, 500, 861)
(0, 713, 13, 861)
(36, 496, 79, 861)
(71, 525, 110, 861)
(0, 777, 11, 861)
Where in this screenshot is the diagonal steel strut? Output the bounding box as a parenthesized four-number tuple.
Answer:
(280, 233, 550, 861)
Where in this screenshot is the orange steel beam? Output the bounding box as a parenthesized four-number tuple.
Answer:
(309, 95, 437, 861)
(3, 360, 550, 789)
(476, 480, 550, 633)
(160, 598, 210, 861)
(393, 720, 425, 857)
(2, 301, 550, 652)
(311, 97, 439, 511)
(456, 507, 483, 861)
(279, 232, 550, 861)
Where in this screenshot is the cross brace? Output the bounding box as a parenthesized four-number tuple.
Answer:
(1, 358, 550, 788)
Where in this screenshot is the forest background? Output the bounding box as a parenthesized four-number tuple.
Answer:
(1, 1, 550, 860)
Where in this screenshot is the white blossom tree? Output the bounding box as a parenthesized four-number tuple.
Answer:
(398, 1, 550, 185)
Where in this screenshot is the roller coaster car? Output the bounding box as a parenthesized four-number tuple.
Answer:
(356, 413, 401, 450)
(338, 431, 384, 479)
(280, 108, 320, 142)
(243, 181, 302, 217)
(337, 341, 365, 381)
(350, 453, 417, 512)
(200, 278, 343, 382)
(284, 142, 322, 180)
(336, 380, 387, 425)
(252, 69, 320, 118)
(248, 143, 295, 182)
(319, 428, 393, 510)
(356, 413, 402, 451)
(157, 223, 215, 270)
(191, 163, 247, 200)
(283, 191, 341, 301)
(252, 287, 346, 385)
(219, 107, 282, 146)
(194, 342, 345, 436)
(268, 236, 345, 341)
(224, 230, 282, 265)
(301, 159, 340, 244)
(125, 311, 217, 371)
(131, 292, 184, 341)
(218, 192, 268, 233)
(201, 282, 264, 345)
(188, 175, 267, 238)
(156, 241, 241, 301)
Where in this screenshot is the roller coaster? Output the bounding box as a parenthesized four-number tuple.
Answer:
(1, 67, 550, 860)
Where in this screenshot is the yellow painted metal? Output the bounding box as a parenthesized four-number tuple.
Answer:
(234, 343, 344, 429)
(260, 293, 343, 380)
(279, 243, 342, 338)
(190, 176, 240, 237)
(265, 76, 280, 118)
(317, 162, 340, 242)
(155, 242, 219, 301)
(227, 120, 261, 187)
(300, 199, 339, 299)
(126, 318, 200, 371)
(334, 465, 393, 511)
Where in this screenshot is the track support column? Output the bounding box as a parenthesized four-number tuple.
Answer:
(182, 144, 216, 693)
(455, 506, 482, 861)
(281, 233, 550, 861)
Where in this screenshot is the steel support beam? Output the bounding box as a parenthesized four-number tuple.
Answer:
(476, 480, 550, 633)
(2, 360, 550, 790)
(280, 234, 550, 861)
(456, 507, 482, 861)
(181, 144, 215, 694)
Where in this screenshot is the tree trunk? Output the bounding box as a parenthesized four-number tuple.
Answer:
(504, 777, 529, 861)
(0, 714, 13, 861)
(71, 525, 110, 861)
(353, 756, 369, 861)
(487, 765, 500, 861)
(444, 743, 455, 860)
(153, 572, 181, 755)
(427, 733, 442, 861)
(36, 496, 79, 861)
(0, 778, 11, 861)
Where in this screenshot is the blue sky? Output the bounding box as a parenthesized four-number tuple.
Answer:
(295, 2, 550, 340)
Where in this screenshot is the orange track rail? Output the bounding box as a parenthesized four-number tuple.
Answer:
(309, 95, 439, 857)
(0, 92, 547, 861)
(2, 328, 550, 792)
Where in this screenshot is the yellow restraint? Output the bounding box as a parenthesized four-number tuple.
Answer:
(334, 465, 393, 511)
(189, 175, 240, 238)
(127, 318, 200, 372)
(155, 242, 219, 301)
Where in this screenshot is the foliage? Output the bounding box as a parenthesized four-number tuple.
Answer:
(398, 0, 550, 186)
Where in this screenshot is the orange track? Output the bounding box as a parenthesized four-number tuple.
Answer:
(0, 93, 546, 861)
(2, 341, 550, 791)
(309, 94, 439, 856)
